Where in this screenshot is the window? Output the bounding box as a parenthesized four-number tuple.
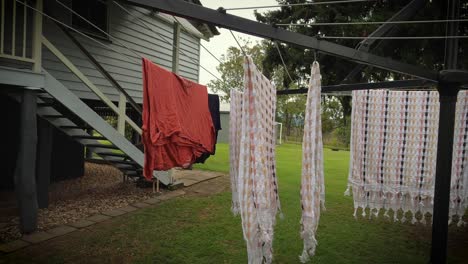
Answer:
(71, 0, 108, 39)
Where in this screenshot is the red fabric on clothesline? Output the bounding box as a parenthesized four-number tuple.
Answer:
(142, 58, 215, 179)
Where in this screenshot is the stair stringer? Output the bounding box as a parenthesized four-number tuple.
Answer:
(43, 70, 172, 185)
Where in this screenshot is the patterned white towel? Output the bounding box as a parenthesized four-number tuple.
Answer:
(229, 89, 243, 215)
(236, 56, 281, 264)
(347, 90, 467, 226)
(299, 62, 325, 263)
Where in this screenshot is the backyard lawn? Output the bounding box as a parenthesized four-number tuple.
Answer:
(2, 143, 467, 263)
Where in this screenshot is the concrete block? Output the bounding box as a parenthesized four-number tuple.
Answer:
(0, 240, 30, 253)
(68, 220, 95, 228)
(101, 209, 126, 217)
(46, 225, 76, 236)
(86, 214, 111, 223)
(132, 202, 150, 208)
(119, 206, 138, 212)
(22, 231, 56, 244)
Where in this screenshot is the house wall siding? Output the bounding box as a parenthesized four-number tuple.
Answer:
(41, 2, 201, 103)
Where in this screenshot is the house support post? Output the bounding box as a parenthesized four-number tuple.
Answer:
(15, 89, 39, 233)
(32, 0, 43, 72)
(172, 22, 180, 73)
(86, 128, 94, 159)
(117, 93, 127, 135)
(35, 117, 52, 209)
(430, 81, 459, 264)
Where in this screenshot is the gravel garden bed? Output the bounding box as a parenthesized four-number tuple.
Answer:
(0, 162, 163, 243)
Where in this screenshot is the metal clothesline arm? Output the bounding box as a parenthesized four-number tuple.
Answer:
(341, 0, 427, 84)
(126, 0, 439, 82)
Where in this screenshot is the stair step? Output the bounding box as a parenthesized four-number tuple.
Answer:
(72, 135, 107, 140)
(119, 167, 138, 172)
(84, 158, 108, 164)
(42, 114, 65, 119)
(85, 144, 118, 149)
(60, 125, 90, 130)
(96, 152, 128, 158)
(37, 102, 55, 107)
(108, 159, 138, 166)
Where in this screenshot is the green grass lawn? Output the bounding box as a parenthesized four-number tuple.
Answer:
(3, 144, 467, 263)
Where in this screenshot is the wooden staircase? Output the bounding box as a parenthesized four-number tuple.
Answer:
(37, 71, 172, 185)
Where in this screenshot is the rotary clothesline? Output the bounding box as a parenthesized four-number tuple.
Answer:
(230, 57, 467, 264)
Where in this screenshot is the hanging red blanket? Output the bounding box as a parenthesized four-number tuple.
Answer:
(142, 58, 214, 179)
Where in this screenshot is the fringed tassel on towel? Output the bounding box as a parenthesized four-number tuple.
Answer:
(299, 235, 317, 263)
(231, 202, 240, 216)
(344, 185, 351, 196)
(299, 220, 318, 263)
(345, 90, 468, 224)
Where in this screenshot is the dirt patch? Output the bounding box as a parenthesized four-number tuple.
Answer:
(0, 163, 164, 243)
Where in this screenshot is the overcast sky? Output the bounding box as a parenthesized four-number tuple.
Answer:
(198, 0, 278, 109)
(198, 0, 278, 85)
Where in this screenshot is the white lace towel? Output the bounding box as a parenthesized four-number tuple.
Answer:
(229, 89, 243, 215)
(237, 56, 280, 264)
(347, 90, 467, 226)
(299, 62, 325, 263)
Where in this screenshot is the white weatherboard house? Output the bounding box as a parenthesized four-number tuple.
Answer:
(0, 0, 218, 233)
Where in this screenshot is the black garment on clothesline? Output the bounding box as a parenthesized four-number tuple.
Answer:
(196, 94, 221, 163)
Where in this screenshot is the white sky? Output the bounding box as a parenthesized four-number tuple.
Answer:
(198, 0, 279, 110)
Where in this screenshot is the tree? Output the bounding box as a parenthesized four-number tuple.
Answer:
(209, 41, 309, 138)
(208, 42, 265, 102)
(255, 0, 468, 124)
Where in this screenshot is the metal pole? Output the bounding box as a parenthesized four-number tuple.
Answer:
(430, 82, 459, 264)
(431, 1, 460, 263)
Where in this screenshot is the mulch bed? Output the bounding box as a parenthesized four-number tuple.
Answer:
(0, 162, 163, 243)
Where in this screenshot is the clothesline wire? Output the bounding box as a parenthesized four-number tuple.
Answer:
(274, 41, 295, 84)
(15, 0, 141, 64)
(223, 0, 375, 11)
(320, 35, 468, 39)
(229, 30, 247, 56)
(275, 18, 468, 27)
(112, 1, 223, 82)
(55, 0, 143, 59)
(171, 16, 223, 65)
(443, 0, 451, 69)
